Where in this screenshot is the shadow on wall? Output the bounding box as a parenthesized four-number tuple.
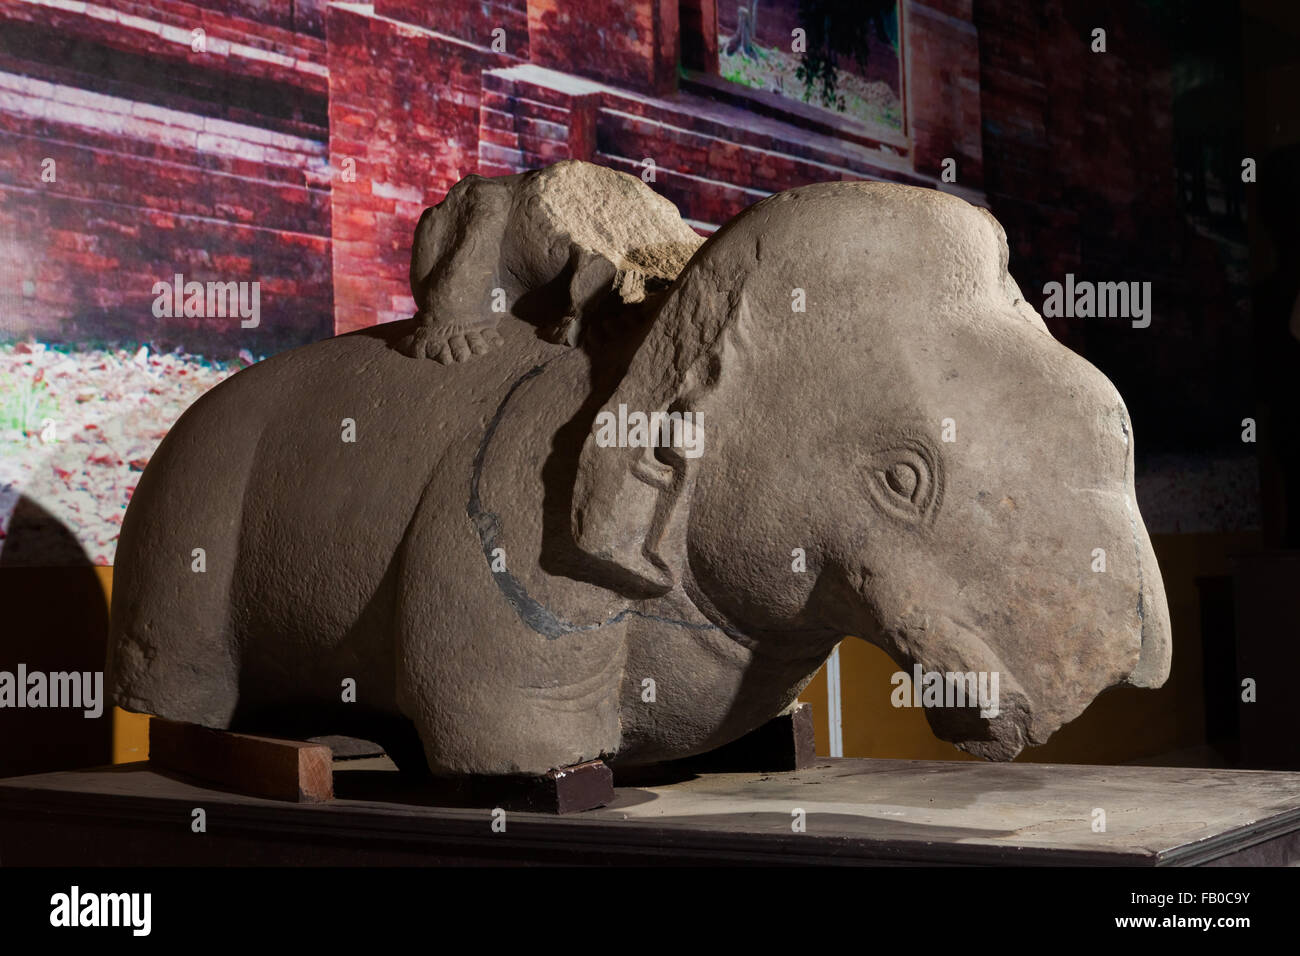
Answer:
(0, 495, 114, 777)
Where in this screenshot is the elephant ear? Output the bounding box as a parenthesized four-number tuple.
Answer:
(403, 174, 514, 364)
(570, 274, 749, 593)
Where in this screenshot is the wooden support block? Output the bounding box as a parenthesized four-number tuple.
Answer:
(683, 702, 818, 772)
(496, 759, 614, 814)
(149, 718, 334, 803)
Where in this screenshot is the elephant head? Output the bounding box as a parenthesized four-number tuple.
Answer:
(570, 181, 1171, 760)
(404, 161, 703, 361)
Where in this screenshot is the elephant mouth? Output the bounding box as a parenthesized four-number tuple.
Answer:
(883, 612, 1038, 761)
(926, 686, 1033, 761)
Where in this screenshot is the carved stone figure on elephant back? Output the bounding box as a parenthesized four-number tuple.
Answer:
(107, 160, 1171, 777)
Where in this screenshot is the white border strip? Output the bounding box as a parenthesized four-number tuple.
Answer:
(826, 643, 844, 758)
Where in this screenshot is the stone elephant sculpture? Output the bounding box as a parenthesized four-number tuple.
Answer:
(108, 162, 1171, 777)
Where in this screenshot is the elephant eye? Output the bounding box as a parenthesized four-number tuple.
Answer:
(867, 442, 941, 525)
(883, 462, 919, 500)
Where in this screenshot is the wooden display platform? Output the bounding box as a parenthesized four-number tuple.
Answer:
(3, 757, 1300, 865)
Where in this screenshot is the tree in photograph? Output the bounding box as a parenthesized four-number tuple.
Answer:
(722, 0, 760, 58)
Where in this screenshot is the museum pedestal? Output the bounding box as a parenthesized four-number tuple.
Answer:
(3, 758, 1300, 865)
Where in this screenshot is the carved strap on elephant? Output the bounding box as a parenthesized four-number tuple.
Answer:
(402, 161, 704, 364)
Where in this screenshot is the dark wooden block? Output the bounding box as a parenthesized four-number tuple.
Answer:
(149, 718, 334, 803)
(498, 759, 614, 814)
(683, 702, 817, 772)
(331, 759, 615, 814)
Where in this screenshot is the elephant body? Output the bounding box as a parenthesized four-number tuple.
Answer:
(109, 313, 829, 775)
